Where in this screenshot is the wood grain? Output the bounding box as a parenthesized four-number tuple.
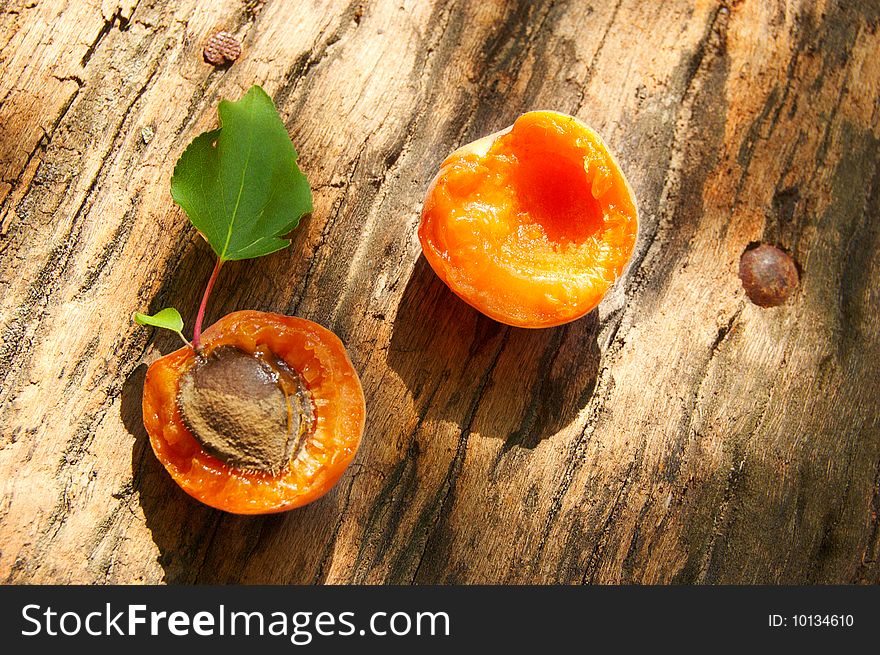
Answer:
(1, 0, 878, 584)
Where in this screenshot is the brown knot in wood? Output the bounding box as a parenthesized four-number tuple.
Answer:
(739, 244, 799, 308)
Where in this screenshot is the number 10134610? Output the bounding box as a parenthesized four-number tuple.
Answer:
(769, 614, 854, 628)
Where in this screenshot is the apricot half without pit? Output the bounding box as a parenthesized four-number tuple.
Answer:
(419, 110, 638, 328)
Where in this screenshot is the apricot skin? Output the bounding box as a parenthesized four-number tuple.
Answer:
(419, 111, 638, 328)
(142, 310, 365, 514)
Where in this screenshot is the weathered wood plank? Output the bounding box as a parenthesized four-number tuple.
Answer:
(0, 0, 878, 584)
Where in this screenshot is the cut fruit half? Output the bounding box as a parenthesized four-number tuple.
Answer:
(419, 110, 638, 328)
(142, 310, 365, 514)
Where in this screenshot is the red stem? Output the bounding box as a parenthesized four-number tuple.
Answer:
(192, 258, 223, 352)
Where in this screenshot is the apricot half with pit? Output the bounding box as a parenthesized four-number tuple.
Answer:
(419, 110, 638, 328)
(143, 310, 365, 514)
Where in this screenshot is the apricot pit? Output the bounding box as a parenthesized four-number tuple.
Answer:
(177, 345, 313, 475)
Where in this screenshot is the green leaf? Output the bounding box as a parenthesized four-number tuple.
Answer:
(134, 308, 185, 332)
(170, 85, 312, 261)
(133, 308, 190, 346)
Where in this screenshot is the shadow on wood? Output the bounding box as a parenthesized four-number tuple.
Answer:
(387, 255, 600, 447)
(121, 362, 218, 582)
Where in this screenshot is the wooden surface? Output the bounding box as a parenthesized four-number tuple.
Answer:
(1, 0, 879, 584)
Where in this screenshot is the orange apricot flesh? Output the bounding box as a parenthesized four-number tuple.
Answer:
(142, 310, 365, 514)
(419, 111, 638, 328)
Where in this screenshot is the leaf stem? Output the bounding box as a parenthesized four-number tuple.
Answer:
(193, 257, 223, 352)
(176, 331, 193, 349)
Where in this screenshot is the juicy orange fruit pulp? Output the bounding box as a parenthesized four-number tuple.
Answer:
(143, 310, 365, 514)
(419, 111, 638, 328)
